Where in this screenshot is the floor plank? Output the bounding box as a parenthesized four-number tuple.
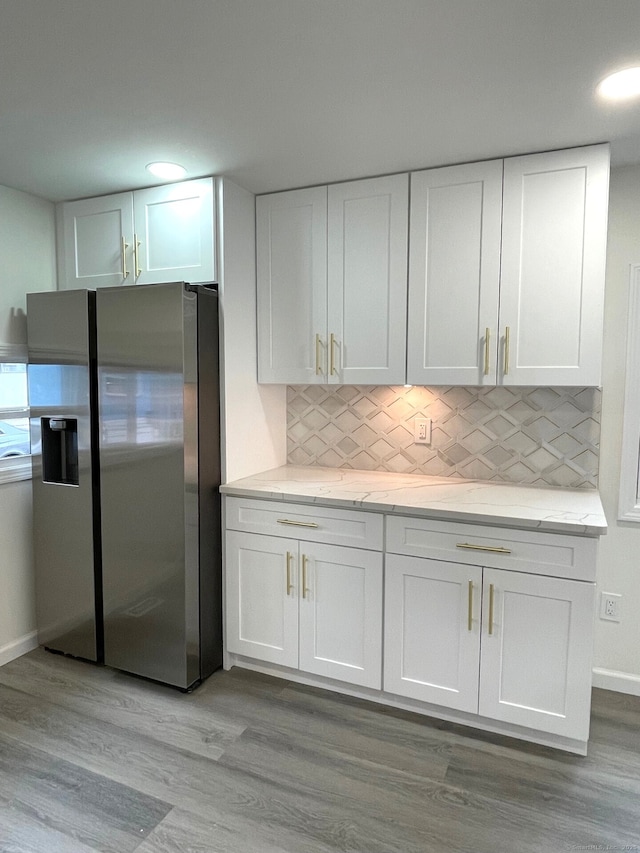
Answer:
(0, 731, 170, 853)
(0, 652, 245, 760)
(1, 649, 640, 853)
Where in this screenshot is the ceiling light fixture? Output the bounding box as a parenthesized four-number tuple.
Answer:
(146, 161, 187, 180)
(597, 67, 640, 100)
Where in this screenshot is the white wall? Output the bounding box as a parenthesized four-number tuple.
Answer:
(0, 184, 56, 663)
(217, 178, 286, 482)
(0, 185, 56, 347)
(592, 164, 640, 694)
(0, 480, 37, 663)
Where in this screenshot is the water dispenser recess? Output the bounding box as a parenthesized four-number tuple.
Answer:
(41, 417, 79, 486)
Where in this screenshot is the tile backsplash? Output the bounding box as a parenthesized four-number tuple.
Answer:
(287, 385, 601, 489)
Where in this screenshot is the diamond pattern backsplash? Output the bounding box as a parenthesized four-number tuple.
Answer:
(287, 385, 601, 488)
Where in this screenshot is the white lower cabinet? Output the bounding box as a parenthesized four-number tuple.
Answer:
(298, 541, 382, 687)
(478, 567, 595, 740)
(226, 531, 299, 668)
(225, 514, 383, 689)
(384, 555, 482, 713)
(384, 521, 597, 744)
(225, 497, 598, 752)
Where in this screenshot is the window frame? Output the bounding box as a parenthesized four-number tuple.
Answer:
(0, 343, 31, 485)
(619, 264, 640, 522)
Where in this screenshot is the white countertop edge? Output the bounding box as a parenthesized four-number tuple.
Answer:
(220, 467, 607, 537)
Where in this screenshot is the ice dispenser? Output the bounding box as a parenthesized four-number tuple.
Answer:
(41, 417, 79, 486)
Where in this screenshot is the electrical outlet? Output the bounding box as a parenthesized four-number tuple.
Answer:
(413, 418, 432, 444)
(599, 592, 622, 622)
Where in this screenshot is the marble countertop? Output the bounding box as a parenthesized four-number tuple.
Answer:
(221, 465, 608, 536)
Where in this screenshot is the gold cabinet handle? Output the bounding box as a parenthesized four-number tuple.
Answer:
(456, 543, 511, 555)
(277, 518, 319, 529)
(504, 326, 510, 375)
(286, 551, 294, 596)
(315, 333, 323, 376)
(301, 554, 310, 599)
(134, 233, 142, 278)
(121, 236, 129, 279)
(468, 580, 474, 632)
(330, 333, 338, 376)
(488, 583, 495, 635)
(484, 327, 490, 376)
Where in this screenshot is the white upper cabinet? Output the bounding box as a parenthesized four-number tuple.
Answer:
(499, 146, 609, 386)
(57, 178, 215, 289)
(407, 161, 503, 385)
(132, 180, 215, 286)
(58, 193, 135, 290)
(407, 144, 609, 386)
(256, 187, 328, 384)
(257, 174, 408, 384)
(327, 175, 408, 385)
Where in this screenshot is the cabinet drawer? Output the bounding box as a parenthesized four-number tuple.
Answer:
(386, 515, 597, 581)
(226, 497, 384, 551)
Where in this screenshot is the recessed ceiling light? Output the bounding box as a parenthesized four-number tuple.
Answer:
(146, 161, 187, 180)
(597, 67, 640, 100)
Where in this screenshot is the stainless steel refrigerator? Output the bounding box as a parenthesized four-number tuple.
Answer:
(27, 282, 222, 690)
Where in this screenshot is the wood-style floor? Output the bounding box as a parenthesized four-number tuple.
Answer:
(0, 649, 639, 853)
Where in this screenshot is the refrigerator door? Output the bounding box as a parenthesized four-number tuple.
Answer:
(27, 289, 102, 661)
(97, 282, 217, 689)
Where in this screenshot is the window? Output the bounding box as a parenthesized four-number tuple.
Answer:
(0, 348, 31, 484)
(619, 264, 640, 521)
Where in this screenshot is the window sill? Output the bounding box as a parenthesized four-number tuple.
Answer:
(0, 457, 32, 485)
(619, 505, 640, 524)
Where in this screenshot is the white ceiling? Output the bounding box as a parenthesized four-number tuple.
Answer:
(1, 0, 639, 202)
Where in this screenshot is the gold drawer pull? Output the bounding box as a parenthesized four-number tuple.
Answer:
(277, 518, 319, 529)
(488, 583, 495, 635)
(315, 333, 323, 375)
(286, 551, 294, 596)
(484, 327, 490, 376)
(302, 554, 310, 599)
(456, 543, 511, 555)
(121, 236, 129, 279)
(504, 326, 510, 375)
(330, 333, 338, 375)
(134, 233, 142, 278)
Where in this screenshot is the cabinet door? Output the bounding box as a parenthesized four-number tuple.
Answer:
(257, 187, 328, 383)
(133, 178, 215, 286)
(499, 144, 609, 386)
(57, 193, 134, 289)
(327, 175, 408, 384)
(225, 531, 298, 667)
(298, 543, 383, 689)
(384, 555, 482, 713)
(407, 161, 502, 385)
(478, 568, 595, 740)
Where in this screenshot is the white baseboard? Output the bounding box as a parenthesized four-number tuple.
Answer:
(592, 667, 640, 696)
(0, 631, 39, 667)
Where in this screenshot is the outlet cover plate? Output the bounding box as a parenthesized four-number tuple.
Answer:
(413, 418, 432, 444)
(600, 592, 622, 622)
